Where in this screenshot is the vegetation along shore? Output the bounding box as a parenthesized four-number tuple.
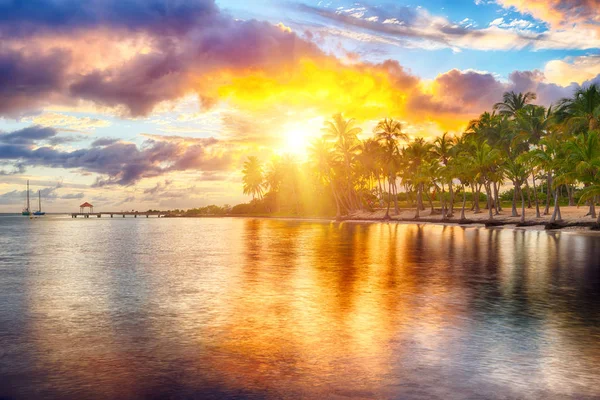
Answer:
(231, 86, 600, 231)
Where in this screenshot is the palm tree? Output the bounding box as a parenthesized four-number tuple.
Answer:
(433, 132, 457, 217)
(560, 131, 600, 218)
(374, 118, 407, 218)
(494, 91, 537, 117)
(557, 84, 600, 133)
(322, 113, 362, 211)
(467, 141, 500, 220)
(242, 156, 264, 201)
(405, 138, 433, 219)
(309, 138, 342, 218)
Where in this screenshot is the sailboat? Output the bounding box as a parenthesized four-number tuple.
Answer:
(22, 180, 31, 216)
(33, 190, 45, 216)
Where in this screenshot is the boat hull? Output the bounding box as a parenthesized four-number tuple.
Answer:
(22, 211, 31, 216)
(33, 212, 45, 216)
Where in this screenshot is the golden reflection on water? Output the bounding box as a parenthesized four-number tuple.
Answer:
(1, 217, 600, 399)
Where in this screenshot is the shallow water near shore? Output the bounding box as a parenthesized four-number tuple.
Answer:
(1, 215, 600, 399)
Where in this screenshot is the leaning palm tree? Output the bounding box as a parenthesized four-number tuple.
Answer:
(242, 156, 264, 201)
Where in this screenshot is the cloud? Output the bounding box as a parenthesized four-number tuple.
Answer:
(496, 0, 599, 29)
(0, 0, 219, 38)
(0, 49, 70, 116)
(27, 112, 111, 131)
(61, 192, 85, 199)
(0, 126, 57, 145)
(0, 181, 67, 205)
(425, 68, 590, 116)
(544, 55, 600, 86)
(296, 2, 599, 51)
(91, 137, 121, 147)
(0, 126, 239, 186)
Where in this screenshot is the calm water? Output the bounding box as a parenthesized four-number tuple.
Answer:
(1, 216, 600, 399)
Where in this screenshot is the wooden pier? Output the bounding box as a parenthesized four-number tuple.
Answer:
(71, 211, 166, 218)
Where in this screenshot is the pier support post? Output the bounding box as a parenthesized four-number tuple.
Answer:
(146, 215, 149, 218)
(97, 214, 101, 218)
(134, 214, 137, 218)
(123, 214, 125, 218)
(111, 214, 113, 218)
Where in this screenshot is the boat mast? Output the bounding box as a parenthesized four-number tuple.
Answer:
(38, 190, 41, 212)
(26, 180, 30, 212)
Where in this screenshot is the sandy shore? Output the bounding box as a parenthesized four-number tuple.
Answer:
(343, 205, 600, 231)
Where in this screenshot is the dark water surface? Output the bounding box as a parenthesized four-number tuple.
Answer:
(1, 216, 600, 399)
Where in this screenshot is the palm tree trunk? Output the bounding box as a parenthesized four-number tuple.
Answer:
(525, 180, 532, 208)
(494, 182, 502, 212)
(474, 183, 481, 213)
(545, 172, 551, 215)
(550, 187, 561, 222)
(531, 172, 540, 218)
(441, 183, 447, 220)
(567, 184, 575, 206)
(393, 179, 399, 215)
(486, 183, 493, 220)
(414, 183, 421, 219)
(448, 181, 454, 216)
(377, 175, 384, 206)
(511, 180, 519, 217)
(428, 189, 434, 214)
(384, 178, 391, 219)
(460, 184, 467, 221)
(520, 185, 526, 224)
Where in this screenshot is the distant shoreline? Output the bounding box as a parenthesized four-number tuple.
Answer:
(4, 207, 600, 232)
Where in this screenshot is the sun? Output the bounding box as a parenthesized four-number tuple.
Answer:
(279, 118, 324, 158)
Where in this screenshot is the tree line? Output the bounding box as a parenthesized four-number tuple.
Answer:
(242, 85, 600, 222)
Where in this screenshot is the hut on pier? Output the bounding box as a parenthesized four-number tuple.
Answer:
(79, 202, 94, 213)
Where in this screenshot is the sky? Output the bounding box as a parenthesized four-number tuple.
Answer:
(1, 0, 599, 212)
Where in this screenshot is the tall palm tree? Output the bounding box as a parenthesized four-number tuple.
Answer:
(405, 138, 433, 219)
(467, 141, 500, 220)
(374, 118, 407, 218)
(322, 113, 362, 211)
(242, 156, 264, 201)
(433, 132, 457, 217)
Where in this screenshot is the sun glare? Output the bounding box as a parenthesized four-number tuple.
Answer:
(279, 118, 324, 158)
